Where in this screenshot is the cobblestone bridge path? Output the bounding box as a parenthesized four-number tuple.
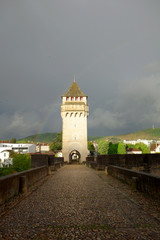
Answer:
(0, 165, 160, 240)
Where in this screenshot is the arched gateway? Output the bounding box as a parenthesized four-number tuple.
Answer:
(69, 150, 81, 163)
(61, 78, 89, 163)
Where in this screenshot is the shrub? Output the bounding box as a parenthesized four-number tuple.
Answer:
(108, 143, 118, 154)
(50, 132, 62, 151)
(88, 141, 95, 155)
(0, 154, 31, 177)
(117, 143, 126, 154)
(135, 142, 150, 154)
(98, 140, 110, 155)
(0, 167, 15, 177)
(13, 154, 31, 172)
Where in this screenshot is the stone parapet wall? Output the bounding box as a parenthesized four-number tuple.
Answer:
(31, 154, 49, 168)
(86, 154, 160, 175)
(31, 154, 64, 168)
(107, 165, 160, 199)
(86, 156, 94, 162)
(86, 161, 97, 169)
(0, 166, 48, 205)
(0, 156, 64, 205)
(48, 154, 56, 166)
(54, 157, 64, 163)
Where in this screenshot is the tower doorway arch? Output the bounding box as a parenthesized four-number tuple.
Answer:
(69, 150, 81, 164)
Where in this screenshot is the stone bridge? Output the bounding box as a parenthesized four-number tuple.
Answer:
(0, 164, 160, 240)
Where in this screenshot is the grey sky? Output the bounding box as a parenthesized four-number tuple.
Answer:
(0, 0, 160, 139)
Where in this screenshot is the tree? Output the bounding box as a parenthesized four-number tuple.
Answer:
(50, 132, 62, 151)
(10, 150, 16, 158)
(13, 154, 31, 172)
(50, 142, 62, 151)
(135, 142, 150, 154)
(10, 138, 16, 143)
(117, 143, 126, 154)
(108, 143, 118, 154)
(98, 140, 110, 155)
(88, 141, 95, 156)
(125, 143, 135, 149)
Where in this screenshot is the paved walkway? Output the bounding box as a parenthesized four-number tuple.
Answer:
(0, 165, 160, 240)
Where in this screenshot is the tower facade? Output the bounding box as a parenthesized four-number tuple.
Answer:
(61, 80, 89, 163)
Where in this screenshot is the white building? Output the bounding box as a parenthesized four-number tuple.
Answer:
(136, 139, 153, 147)
(0, 149, 13, 167)
(36, 144, 50, 153)
(123, 140, 137, 145)
(0, 144, 36, 167)
(0, 143, 36, 154)
(123, 139, 153, 147)
(61, 79, 89, 163)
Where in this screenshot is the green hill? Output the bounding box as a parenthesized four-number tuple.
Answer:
(17, 133, 57, 143)
(17, 128, 160, 144)
(88, 136, 102, 141)
(100, 128, 160, 142)
(17, 133, 102, 143)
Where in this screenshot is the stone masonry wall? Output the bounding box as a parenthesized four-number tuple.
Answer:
(107, 165, 160, 199)
(31, 154, 49, 168)
(31, 154, 64, 168)
(86, 154, 160, 176)
(0, 166, 48, 205)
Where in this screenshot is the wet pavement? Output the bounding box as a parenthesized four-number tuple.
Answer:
(0, 165, 160, 239)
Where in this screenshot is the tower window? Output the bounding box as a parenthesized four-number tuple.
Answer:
(71, 97, 74, 101)
(66, 97, 69, 101)
(75, 97, 79, 101)
(80, 97, 83, 101)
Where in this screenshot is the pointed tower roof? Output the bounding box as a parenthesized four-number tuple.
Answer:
(63, 81, 87, 97)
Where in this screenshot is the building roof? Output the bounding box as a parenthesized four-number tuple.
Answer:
(63, 81, 87, 97)
(150, 144, 159, 151)
(126, 148, 142, 152)
(0, 149, 12, 153)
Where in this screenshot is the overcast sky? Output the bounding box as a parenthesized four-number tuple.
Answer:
(0, 0, 160, 139)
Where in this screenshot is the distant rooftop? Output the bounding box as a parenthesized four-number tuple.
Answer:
(127, 148, 141, 152)
(150, 143, 159, 151)
(63, 81, 87, 97)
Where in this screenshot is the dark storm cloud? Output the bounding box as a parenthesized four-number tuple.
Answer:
(0, 0, 160, 139)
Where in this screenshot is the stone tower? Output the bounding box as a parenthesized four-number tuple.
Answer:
(61, 79, 89, 163)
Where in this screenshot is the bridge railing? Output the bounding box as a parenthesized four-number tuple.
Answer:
(0, 166, 48, 205)
(106, 165, 160, 199)
(86, 154, 160, 175)
(86, 154, 160, 198)
(30, 153, 64, 168)
(0, 154, 64, 205)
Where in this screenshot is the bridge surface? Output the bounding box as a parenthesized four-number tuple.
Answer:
(0, 165, 160, 239)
